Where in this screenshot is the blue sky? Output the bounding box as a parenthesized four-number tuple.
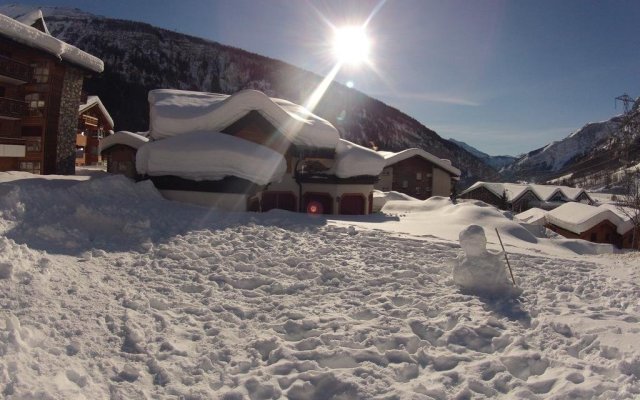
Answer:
(15, 0, 640, 156)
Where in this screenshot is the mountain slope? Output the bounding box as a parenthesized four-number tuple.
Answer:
(0, 5, 498, 186)
(448, 139, 517, 170)
(502, 102, 640, 189)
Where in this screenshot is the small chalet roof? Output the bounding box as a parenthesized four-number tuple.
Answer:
(79, 96, 114, 129)
(515, 207, 547, 225)
(135, 131, 286, 185)
(462, 182, 591, 203)
(598, 203, 635, 234)
(148, 89, 340, 149)
(546, 202, 628, 235)
(0, 13, 104, 73)
(15, 9, 49, 34)
(378, 148, 461, 177)
(100, 131, 149, 153)
(331, 139, 386, 178)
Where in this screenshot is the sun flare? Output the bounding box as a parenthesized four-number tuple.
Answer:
(332, 26, 370, 65)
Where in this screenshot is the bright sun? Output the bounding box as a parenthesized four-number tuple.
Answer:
(332, 26, 370, 65)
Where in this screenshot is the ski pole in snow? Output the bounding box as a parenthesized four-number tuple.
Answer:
(495, 228, 516, 286)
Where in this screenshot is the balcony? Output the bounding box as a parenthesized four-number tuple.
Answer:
(0, 136, 26, 158)
(0, 55, 31, 84)
(0, 97, 27, 120)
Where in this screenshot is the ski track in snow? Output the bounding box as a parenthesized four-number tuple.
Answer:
(1, 175, 640, 399)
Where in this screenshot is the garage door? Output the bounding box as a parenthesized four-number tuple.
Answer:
(340, 194, 365, 215)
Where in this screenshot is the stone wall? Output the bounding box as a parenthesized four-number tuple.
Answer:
(55, 66, 84, 174)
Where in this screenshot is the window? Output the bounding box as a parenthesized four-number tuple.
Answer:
(415, 187, 421, 194)
(0, 86, 5, 97)
(590, 233, 597, 242)
(19, 161, 41, 174)
(416, 172, 422, 180)
(25, 138, 41, 152)
(25, 93, 45, 116)
(31, 62, 49, 83)
(402, 180, 408, 188)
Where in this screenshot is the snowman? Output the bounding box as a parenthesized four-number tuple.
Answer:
(453, 225, 521, 297)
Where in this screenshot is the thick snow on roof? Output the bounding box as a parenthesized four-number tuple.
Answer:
(79, 96, 114, 129)
(547, 202, 627, 235)
(378, 148, 461, 176)
(330, 139, 385, 178)
(463, 182, 589, 203)
(598, 203, 636, 233)
(0, 13, 103, 73)
(100, 131, 149, 153)
(148, 89, 340, 149)
(14, 9, 49, 34)
(136, 131, 286, 185)
(515, 207, 548, 225)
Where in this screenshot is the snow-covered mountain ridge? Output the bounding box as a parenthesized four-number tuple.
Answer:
(0, 4, 498, 187)
(502, 99, 640, 188)
(448, 138, 517, 170)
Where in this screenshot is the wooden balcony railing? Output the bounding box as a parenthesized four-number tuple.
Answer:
(0, 136, 26, 146)
(0, 55, 31, 83)
(0, 97, 28, 119)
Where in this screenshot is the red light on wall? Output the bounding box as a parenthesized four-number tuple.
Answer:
(307, 201, 323, 215)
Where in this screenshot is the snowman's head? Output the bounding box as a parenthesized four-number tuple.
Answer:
(459, 225, 487, 257)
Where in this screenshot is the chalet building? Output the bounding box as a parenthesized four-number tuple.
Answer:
(460, 182, 594, 212)
(0, 10, 103, 175)
(375, 149, 461, 200)
(102, 89, 385, 215)
(545, 202, 638, 249)
(76, 95, 113, 166)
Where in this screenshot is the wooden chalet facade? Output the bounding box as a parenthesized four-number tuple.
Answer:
(76, 96, 113, 166)
(0, 13, 102, 175)
(375, 149, 460, 200)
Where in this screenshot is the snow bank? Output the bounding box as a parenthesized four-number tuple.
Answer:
(100, 131, 149, 153)
(148, 89, 340, 148)
(136, 131, 286, 185)
(331, 139, 385, 178)
(0, 13, 103, 73)
(2, 172, 640, 398)
(372, 190, 416, 212)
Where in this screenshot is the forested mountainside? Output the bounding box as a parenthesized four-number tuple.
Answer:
(1, 4, 500, 186)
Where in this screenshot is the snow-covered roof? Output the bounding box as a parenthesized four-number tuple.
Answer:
(330, 139, 386, 178)
(462, 182, 590, 203)
(598, 203, 635, 234)
(15, 9, 49, 34)
(0, 13, 103, 73)
(100, 131, 149, 153)
(546, 202, 628, 235)
(148, 89, 340, 149)
(515, 207, 547, 225)
(79, 96, 114, 129)
(136, 131, 286, 185)
(378, 148, 461, 177)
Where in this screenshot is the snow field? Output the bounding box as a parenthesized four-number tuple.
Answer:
(1, 174, 640, 398)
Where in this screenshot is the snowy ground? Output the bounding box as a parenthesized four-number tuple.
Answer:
(1, 172, 640, 399)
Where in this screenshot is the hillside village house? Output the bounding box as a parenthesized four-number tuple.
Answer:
(0, 10, 103, 175)
(544, 202, 638, 249)
(460, 181, 594, 212)
(103, 89, 386, 215)
(375, 148, 460, 200)
(76, 95, 113, 166)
